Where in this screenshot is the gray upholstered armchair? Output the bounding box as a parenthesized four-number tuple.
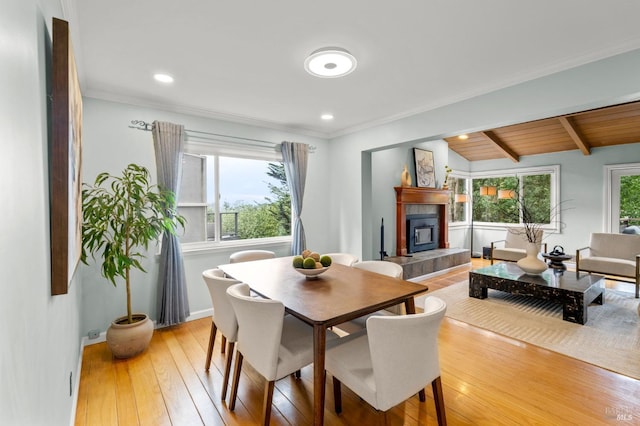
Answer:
(576, 233, 640, 298)
(490, 227, 546, 265)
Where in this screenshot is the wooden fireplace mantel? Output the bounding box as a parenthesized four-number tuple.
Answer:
(394, 186, 450, 256)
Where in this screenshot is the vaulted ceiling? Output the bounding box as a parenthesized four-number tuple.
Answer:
(445, 101, 640, 162)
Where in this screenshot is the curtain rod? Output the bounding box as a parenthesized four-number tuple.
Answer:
(128, 120, 315, 152)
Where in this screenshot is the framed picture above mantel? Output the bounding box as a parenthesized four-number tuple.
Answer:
(413, 148, 436, 188)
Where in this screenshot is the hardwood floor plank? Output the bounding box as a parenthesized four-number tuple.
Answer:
(148, 328, 205, 425)
(113, 360, 140, 425)
(172, 319, 257, 425)
(126, 333, 172, 426)
(75, 259, 640, 425)
(160, 327, 225, 425)
(85, 343, 118, 425)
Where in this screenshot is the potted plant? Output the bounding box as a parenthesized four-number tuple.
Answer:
(81, 163, 185, 358)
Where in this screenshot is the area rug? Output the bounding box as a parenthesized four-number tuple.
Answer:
(426, 281, 640, 379)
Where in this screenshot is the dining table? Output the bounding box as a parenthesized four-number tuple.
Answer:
(218, 256, 429, 425)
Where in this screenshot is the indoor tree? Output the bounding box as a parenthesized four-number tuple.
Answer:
(81, 163, 185, 324)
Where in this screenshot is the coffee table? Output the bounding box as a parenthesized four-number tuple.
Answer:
(469, 263, 605, 324)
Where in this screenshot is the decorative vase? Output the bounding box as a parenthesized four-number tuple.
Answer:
(106, 313, 154, 359)
(517, 242, 548, 275)
(401, 165, 412, 187)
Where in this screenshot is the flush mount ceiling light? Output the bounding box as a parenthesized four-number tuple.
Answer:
(321, 113, 334, 120)
(153, 73, 174, 84)
(304, 47, 357, 78)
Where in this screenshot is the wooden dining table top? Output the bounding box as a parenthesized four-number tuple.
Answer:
(218, 256, 429, 327)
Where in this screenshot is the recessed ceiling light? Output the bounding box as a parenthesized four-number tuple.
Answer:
(153, 73, 174, 84)
(304, 47, 357, 78)
(321, 114, 334, 120)
(458, 134, 469, 140)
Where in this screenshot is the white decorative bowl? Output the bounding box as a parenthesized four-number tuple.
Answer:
(294, 266, 330, 279)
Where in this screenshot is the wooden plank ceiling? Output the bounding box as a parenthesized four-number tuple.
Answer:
(445, 101, 640, 162)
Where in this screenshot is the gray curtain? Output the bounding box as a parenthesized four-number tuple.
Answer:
(152, 121, 190, 326)
(281, 142, 308, 255)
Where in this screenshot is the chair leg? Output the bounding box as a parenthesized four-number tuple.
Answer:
(294, 369, 301, 379)
(432, 376, 447, 426)
(205, 322, 217, 372)
(262, 380, 275, 426)
(229, 351, 243, 410)
(376, 410, 388, 426)
(418, 388, 426, 402)
(221, 341, 235, 401)
(221, 335, 227, 354)
(332, 376, 342, 414)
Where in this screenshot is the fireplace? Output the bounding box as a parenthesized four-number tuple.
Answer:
(407, 214, 439, 253)
(394, 187, 450, 256)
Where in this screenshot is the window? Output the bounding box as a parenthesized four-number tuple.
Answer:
(605, 163, 640, 232)
(447, 175, 470, 224)
(471, 166, 559, 231)
(177, 145, 291, 247)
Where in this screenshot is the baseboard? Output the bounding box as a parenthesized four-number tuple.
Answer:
(408, 262, 471, 283)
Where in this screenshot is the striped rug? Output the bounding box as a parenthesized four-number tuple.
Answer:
(427, 281, 640, 379)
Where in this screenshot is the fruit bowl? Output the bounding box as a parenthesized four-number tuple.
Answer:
(293, 266, 330, 279)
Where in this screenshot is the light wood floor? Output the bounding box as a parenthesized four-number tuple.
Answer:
(75, 259, 640, 425)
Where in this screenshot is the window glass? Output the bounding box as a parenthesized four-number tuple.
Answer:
(177, 153, 290, 246)
(447, 176, 469, 223)
(472, 169, 556, 227)
(620, 175, 640, 228)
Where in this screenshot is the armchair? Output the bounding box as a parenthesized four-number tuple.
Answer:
(490, 227, 546, 265)
(576, 233, 640, 298)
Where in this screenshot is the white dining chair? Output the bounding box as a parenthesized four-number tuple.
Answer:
(229, 249, 276, 263)
(226, 283, 339, 425)
(337, 260, 405, 334)
(326, 296, 447, 425)
(355, 260, 405, 314)
(323, 252, 359, 267)
(201, 268, 241, 400)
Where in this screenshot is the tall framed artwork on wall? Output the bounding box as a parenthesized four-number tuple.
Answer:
(413, 148, 435, 188)
(50, 17, 83, 295)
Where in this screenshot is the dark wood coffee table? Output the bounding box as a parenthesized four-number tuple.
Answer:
(469, 263, 605, 324)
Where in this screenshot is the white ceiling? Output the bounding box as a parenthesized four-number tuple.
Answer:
(69, 1, 640, 138)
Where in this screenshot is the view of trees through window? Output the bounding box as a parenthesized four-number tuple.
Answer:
(472, 174, 551, 224)
(216, 162, 291, 240)
(179, 155, 291, 244)
(620, 175, 640, 227)
(448, 176, 468, 223)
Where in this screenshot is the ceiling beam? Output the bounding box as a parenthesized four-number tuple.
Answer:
(558, 116, 591, 155)
(480, 131, 519, 162)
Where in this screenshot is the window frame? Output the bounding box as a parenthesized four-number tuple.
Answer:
(447, 171, 471, 228)
(470, 165, 561, 233)
(178, 140, 293, 253)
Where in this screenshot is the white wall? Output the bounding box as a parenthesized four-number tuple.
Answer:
(329, 48, 640, 260)
(0, 1, 83, 424)
(79, 98, 331, 334)
(369, 139, 450, 259)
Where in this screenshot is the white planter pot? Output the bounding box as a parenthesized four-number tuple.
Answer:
(106, 313, 154, 359)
